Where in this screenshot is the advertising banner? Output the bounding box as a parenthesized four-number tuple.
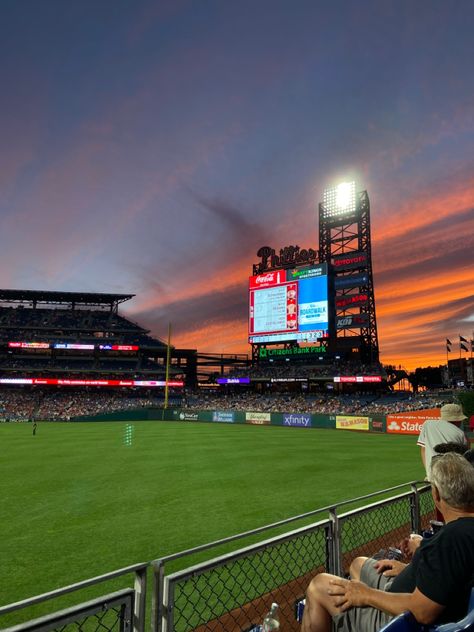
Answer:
(335, 294, 369, 309)
(336, 416, 369, 431)
(332, 252, 367, 271)
(334, 376, 382, 383)
(8, 341, 50, 349)
(176, 411, 199, 421)
(216, 377, 250, 384)
(259, 346, 325, 359)
(246, 412, 271, 425)
(212, 411, 235, 423)
(283, 413, 312, 427)
(386, 408, 440, 435)
(336, 314, 369, 329)
(370, 417, 386, 433)
(334, 273, 369, 290)
(249, 271, 285, 289)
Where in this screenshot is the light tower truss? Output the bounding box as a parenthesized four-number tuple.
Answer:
(319, 186, 379, 363)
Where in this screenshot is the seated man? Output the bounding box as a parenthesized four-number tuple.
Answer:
(301, 453, 474, 632)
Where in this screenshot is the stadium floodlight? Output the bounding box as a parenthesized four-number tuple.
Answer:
(321, 181, 356, 218)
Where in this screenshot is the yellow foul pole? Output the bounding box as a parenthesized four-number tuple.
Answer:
(164, 322, 172, 411)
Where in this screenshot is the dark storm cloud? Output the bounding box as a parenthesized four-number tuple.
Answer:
(191, 193, 268, 256)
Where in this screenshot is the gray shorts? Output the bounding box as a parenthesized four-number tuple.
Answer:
(333, 558, 394, 632)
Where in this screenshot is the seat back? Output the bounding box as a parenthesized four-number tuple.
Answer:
(379, 611, 428, 632)
(380, 588, 474, 632)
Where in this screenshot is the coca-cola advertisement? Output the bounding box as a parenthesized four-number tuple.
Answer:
(249, 270, 285, 289)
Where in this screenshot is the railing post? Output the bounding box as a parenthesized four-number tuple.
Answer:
(151, 560, 165, 632)
(133, 567, 147, 632)
(410, 483, 421, 534)
(161, 578, 173, 632)
(329, 507, 341, 577)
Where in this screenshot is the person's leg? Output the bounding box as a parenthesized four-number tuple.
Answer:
(301, 573, 344, 632)
(349, 557, 369, 581)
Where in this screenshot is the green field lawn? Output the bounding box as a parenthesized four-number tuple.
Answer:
(0, 420, 424, 625)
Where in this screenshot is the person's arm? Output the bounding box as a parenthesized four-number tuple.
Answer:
(328, 579, 444, 625)
(420, 445, 426, 468)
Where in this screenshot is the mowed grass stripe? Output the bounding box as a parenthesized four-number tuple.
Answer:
(0, 421, 423, 624)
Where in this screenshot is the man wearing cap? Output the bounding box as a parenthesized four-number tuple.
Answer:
(417, 403, 467, 480)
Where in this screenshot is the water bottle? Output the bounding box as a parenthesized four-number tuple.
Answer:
(262, 603, 280, 632)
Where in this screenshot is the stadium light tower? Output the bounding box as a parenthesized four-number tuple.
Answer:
(318, 182, 379, 364)
(321, 181, 356, 219)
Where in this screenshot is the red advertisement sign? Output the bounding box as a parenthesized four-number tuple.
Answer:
(249, 270, 286, 289)
(334, 375, 382, 383)
(333, 252, 367, 270)
(386, 408, 440, 435)
(0, 378, 183, 388)
(335, 294, 369, 308)
(8, 342, 50, 349)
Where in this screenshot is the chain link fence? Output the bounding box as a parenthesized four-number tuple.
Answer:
(338, 492, 414, 574)
(157, 482, 434, 632)
(164, 521, 330, 632)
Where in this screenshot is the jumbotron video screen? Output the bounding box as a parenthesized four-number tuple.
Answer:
(248, 263, 329, 343)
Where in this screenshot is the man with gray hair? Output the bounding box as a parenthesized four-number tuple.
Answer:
(301, 453, 474, 632)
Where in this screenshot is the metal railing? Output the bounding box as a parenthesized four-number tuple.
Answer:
(0, 482, 434, 632)
(3, 589, 134, 632)
(0, 563, 147, 632)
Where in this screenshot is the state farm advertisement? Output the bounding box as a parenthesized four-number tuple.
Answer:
(336, 416, 369, 431)
(386, 408, 441, 435)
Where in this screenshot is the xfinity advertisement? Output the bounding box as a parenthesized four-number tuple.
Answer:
(283, 414, 312, 427)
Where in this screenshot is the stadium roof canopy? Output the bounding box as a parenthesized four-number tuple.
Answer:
(0, 289, 134, 308)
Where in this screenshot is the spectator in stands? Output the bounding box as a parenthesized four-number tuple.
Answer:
(417, 403, 467, 480)
(301, 453, 474, 632)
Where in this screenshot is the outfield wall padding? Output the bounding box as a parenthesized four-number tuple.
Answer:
(73, 407, 387, 432)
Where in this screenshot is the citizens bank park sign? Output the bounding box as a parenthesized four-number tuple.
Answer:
(259, 346, 326, 359)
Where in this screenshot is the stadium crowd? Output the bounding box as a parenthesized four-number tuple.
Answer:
(0, 387, 450, 421)
(227, 361, 385, 379)
(185, 390, 447, 415)
(0, 389, 180, 421)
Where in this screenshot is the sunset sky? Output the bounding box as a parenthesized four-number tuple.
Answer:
(0, 1, 473, 371)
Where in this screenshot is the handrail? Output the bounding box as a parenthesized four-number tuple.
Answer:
(0, 562, 148, 616)
(152, 480, 427, 565)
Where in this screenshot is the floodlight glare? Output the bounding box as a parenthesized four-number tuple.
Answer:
(336, 182, 353, 210)
(321, 181, 356, 219)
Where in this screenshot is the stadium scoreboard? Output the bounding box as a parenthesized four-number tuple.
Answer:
(248, 263, 329, 344)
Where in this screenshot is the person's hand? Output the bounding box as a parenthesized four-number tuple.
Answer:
(399, 534, 422, 559)
(373, 559, 407, 577)
(328, 578, 371, 611)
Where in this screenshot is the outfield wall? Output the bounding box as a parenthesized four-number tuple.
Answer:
(73, 407, 387, 432)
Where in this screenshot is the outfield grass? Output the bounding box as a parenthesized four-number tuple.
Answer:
(0, 420, 424, 624)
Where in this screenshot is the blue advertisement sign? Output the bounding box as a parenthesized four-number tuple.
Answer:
(212, 411, 235, 423)
(283, 413, 312, 427)
(334, 273, 368, 289)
